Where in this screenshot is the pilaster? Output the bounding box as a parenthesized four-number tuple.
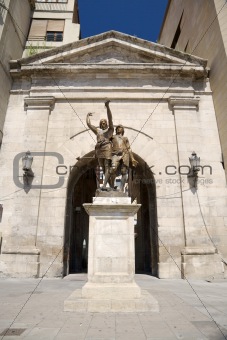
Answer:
(0, 96, 55, 278)
(168, 96, 224, 279)
(168, 96, 201, 249)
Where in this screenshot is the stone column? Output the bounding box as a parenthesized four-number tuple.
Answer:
(82, 196, 141, 298)
(168, 96, 223, 279)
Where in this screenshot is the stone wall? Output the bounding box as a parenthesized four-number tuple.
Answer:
(0, 32, 226, 279)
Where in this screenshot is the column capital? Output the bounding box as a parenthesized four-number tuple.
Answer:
(168, 96, 200, 110)
(24, 96, 55, 111)
(83, 202, 141, 216)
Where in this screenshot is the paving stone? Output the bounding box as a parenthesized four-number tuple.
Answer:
(192, 320, 227, 339)
(139, 320, 176, 338)
(23, 327, 61, 339)
(167, 320, 209, 339)
(54, 333, 79, 340)
(0, 276, 226, 339)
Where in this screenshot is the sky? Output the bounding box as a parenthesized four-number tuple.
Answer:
(77, 0, 168, 43)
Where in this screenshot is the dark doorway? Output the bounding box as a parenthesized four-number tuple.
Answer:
(63, 151, 97, 276)
(130, 158, 158, 276)
(69, 168, 97, 273)
(63, 152, 158, 277)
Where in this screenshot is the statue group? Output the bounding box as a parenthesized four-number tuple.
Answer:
(86, 101, 138, 192)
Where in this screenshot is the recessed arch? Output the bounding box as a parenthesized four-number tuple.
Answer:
(63, 151, 159, 277)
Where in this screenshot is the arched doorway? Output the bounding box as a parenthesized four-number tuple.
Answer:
(63, 152, 158, 277)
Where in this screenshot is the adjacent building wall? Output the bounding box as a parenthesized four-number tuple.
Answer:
(0, 0, 33, 146)
(0, 0, 80, 146)
(23, 0, 80, 57)
(159, 0, 227, 180)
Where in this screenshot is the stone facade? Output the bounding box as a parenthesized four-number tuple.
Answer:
(0, 31, 226, 279)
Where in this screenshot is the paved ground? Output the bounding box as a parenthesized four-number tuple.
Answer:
(0, 274, 226, 340)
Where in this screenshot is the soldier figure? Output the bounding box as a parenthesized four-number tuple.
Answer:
(86, 100, 114, 190)
(110, 125, 138, 192)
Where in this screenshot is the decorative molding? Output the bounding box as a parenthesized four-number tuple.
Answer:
(2, 247, 40, 255)
(181, 246, 217, 255)
(24, 96, 55, 111)
(17, 31, 207, 68)
(13, 64, 207, 81)
(84, 203, 141, 216)
(168, 96, 200, 110)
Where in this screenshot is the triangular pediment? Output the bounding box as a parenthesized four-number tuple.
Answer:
(12, 31, 207, 68)
(58, 39, 182, 65)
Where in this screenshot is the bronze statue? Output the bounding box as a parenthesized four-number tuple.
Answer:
(110, 125, 138, 192)
(86, 100, 114, 190)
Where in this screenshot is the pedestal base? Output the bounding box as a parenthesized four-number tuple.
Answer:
(82, 282, 141, 299)
(64, 288, 159, 313)
(181, 247, 224, 279)
(0, 248, 40, 278)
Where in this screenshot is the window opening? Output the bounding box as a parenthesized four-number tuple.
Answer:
(46, 31, 63, 41)
(184, 40, 189, 52)
(28, 19, 64, 41)
(171, 11, 184, 49)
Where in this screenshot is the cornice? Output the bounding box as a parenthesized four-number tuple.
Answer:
(11, 64, 208, 80)
(181, 246, 217, 255)
(168, 96, 200, 110)
(14, 30, 208, 68)
(24, 96, 55, 111)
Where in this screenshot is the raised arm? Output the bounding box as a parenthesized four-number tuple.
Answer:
(86, 113, 97, 135)
(105, 100, 114, 132)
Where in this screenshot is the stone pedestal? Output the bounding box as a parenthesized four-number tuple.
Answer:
(64, 195, 159, 312)
(0, 248, 40, 278)
(181, 246, 224, 279)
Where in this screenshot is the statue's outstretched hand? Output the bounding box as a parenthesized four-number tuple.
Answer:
(87, 112, 93, 117)
(105, 100, 111, 107)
